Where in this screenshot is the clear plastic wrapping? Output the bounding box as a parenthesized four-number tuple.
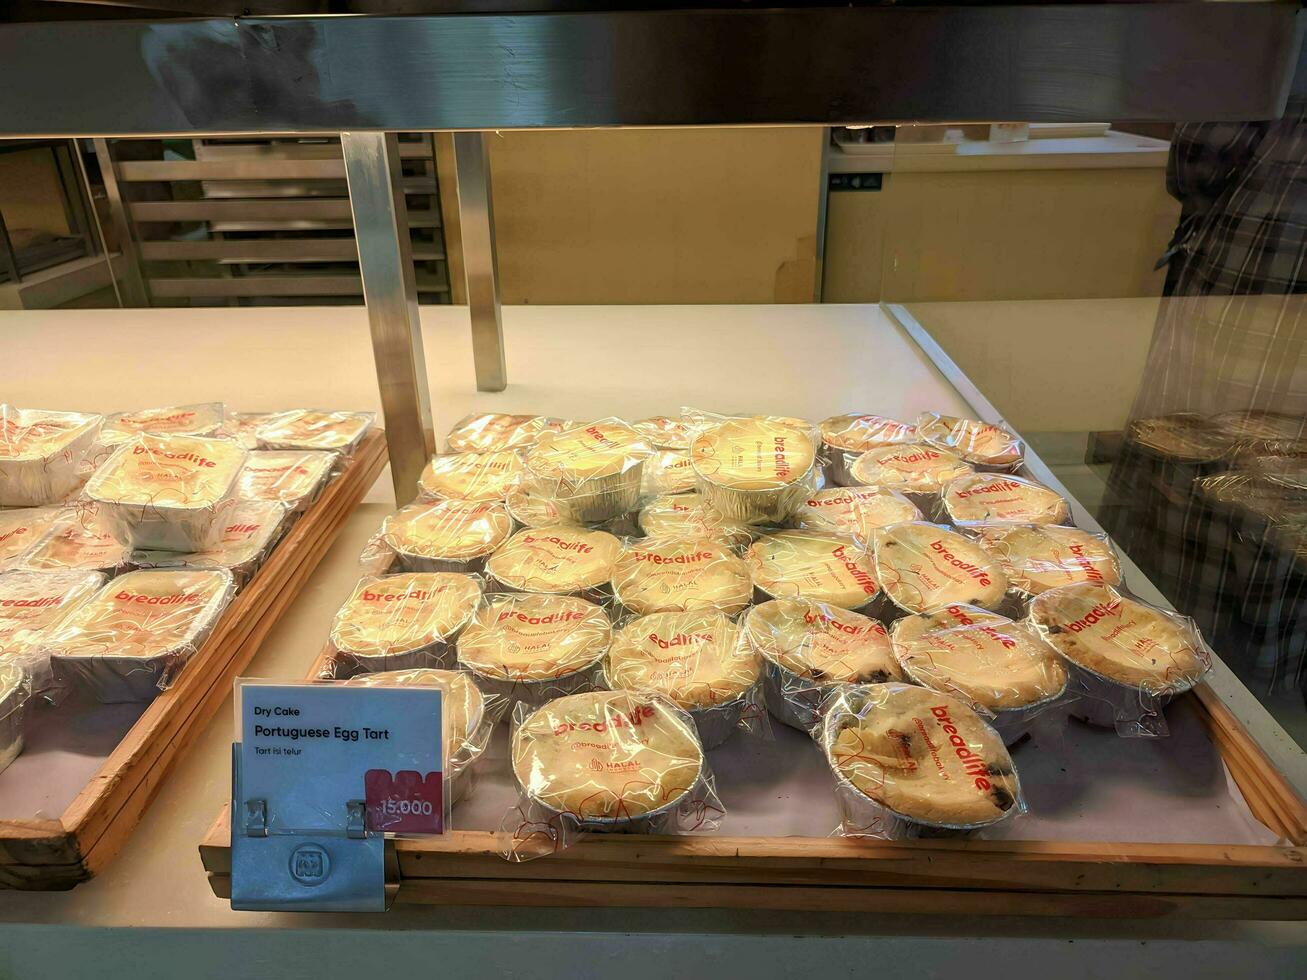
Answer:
(344, 667, 506, 807)
(1125, 413, 1234, 463)
(821, 683, 1025, 839)
(604, 608, 766, 748)
(0, 662, 30, 775)
(0, 405, 103, 507)
(793, 486, 921, 539)
(0, 506, 63, 572)
(689, 414, 819, 525)
(637, 493, 754, 547)
(504, 485, 571, 529)
(327, 571, 484, 676)
(743, 598, 902, 733)
(131, 499, 290, 588)
(1027, 582, 1213, 737)
(640, 449, 697, 497)
(847, 443, 974, 501)
(418, 451, 525, 502)
(965, 524, 1123, 600)
(484, 525, 623, 600)
(254, 409, 374, 455)
(85, 433, 247, 552)
(889, 605, 1070, 745)
(916, 412, 1024, 470)
(457, 592, 611, 708)
(872, 522, 1010, 616)
(746, 529, 881, 611)
(101, 402, 226, 445)
(230, 412, 279, 451)
(522, 419, 654, 524)
(376, 499, 514, 573)
(818, 413, 918, 486)
(1211, 409, 1306, 450)
(610, 535, 752, 616)
(41, 568, 235, 702)
(632, 415, 692, 451)
(445, 413, 564, 453)
(941, 472, 1071, 527)
(237, 450, 337, 513)
(0, 568, 106, 694)
(21, 504, 133, 576)
(499, 690, 724, 861)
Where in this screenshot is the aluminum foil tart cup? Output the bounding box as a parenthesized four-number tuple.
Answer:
(524, 419, 653, 525)
(822, 683, 1024, 839)
(131, 499, 290, 588)
(237, 450, 337, 513)
(86, 433, 247, 552)
(445, 413, 564, 453)
(611, 536, 752, 616)
(0, 506, 63, 572)
(0, 665, 28, 775)
(633, 416, 692, 451)
(485, 525, 622, 601)
(605, 609, 760, 749)
(968, 524, 1122, 599)
(746, 529, 881, 611)
(20, 506, 133, 576)
(329, 571, 483, 676)
(848, 443, 974, 507)
(818, 414, 917, 486)
(691, 416, 818, 525)
(916, 412, 1024, 470)
(509, 690, 707, 832)
(793, 486, 920, 541)
(45, 569, 234, 702)
(345, 667, 489, 806)
(0, 406, 102, 507)
(254, 409, 374, 455)
(637, 493, 754, 547)
(745, 598, 901, 733)
(942, 472, 1070, 527)
(1027, 582, 1212, 737)
(640, 449, 697, 497)
(419, 450, 525, 503)
(872, 522, 1010, 616)
(0, 569, 106, 689)
(382, 499, 513, 573)
(890, 604, 1069, 746)
(458, 592, 611, 709)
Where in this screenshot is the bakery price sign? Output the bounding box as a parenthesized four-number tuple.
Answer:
(237, 680, 446, 835)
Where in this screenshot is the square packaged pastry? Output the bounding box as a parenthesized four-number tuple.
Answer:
(21, 505, 133, 576)
(237, 450, 337, 513)
(0, 506, 63, 572)
(132, 499, 289, 588)
(100, 402, 226, 446)
(0, 569, 106, 692)
(254, 410, 374, 455)
(0, 405, 103, 507)
(86, 433, 247, 552)
(43, 569, 234, 702)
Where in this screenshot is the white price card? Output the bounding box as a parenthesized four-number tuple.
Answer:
(236, 680, 445, 835)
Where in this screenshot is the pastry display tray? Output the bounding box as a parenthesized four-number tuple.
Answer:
(0, 431, 388, 890)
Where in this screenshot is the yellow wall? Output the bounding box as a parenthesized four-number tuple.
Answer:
(0, 148, 70, 237)
(483, 127, 825, 305)
(825, 168, 1179, 302)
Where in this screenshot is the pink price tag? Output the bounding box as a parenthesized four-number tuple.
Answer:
(364, 769, 443, 834)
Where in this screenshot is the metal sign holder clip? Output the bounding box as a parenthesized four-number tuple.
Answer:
(229, 746, 400, 912)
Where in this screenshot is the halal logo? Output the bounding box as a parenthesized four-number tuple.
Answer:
(289, 843, 331, 886)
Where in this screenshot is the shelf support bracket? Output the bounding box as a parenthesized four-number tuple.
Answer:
(453, 131, 507, 392)
(342, 131, 435, 503)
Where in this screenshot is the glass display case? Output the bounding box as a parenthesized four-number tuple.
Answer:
(0, 1, 1305, 973)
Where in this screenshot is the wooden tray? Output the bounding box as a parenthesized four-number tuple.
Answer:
(199, 637, 1307, 920)
(1, 430, 388, 890)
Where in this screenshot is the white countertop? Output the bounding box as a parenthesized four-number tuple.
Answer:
(0, 303, 1303, 976)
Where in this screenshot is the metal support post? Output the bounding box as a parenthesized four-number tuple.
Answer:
(452, 131, 507, 393)
(341, 131, 435, 504)
(91, 138, 149, 306)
